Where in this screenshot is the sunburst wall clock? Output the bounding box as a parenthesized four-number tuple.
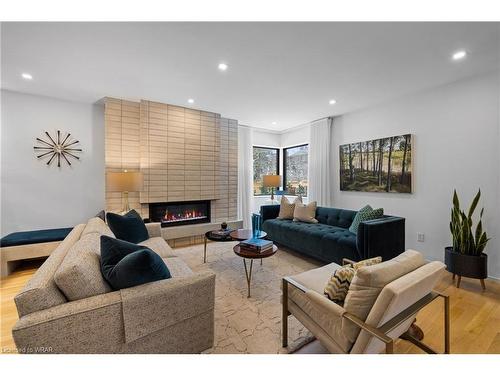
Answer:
(33, 130, 82, 168)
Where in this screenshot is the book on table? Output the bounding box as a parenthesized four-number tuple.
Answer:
(240, 238, 273, 252)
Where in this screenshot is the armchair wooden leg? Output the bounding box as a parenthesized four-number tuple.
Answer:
(282, 278, 288, 348)
(406, 320, 424, 340)
(444, 294, 450, 354)
(385, 340, 394, 354)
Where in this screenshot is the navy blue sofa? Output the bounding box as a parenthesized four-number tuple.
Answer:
(260, 205, 405, 265)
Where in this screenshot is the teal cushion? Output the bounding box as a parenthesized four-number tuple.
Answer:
(106, 209, 149, 244)
(349, 205, 384, 234)
(100, 235, 170, 290)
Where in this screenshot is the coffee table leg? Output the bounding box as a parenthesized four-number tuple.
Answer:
(204, 237, 207, 263)
(243, 258, 253, 298)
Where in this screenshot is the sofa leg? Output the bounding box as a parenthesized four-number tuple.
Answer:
(282, 278, 288, 348)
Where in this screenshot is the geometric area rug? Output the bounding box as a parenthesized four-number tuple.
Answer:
(173, 241, 325, 353)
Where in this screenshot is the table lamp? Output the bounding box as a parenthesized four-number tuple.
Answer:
(106, 171, 143, 213)
(263, 175, 282, 202)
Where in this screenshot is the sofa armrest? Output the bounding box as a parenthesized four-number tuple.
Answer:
(305, 290, 346, 318)
(145, 222, 162, 238)
(120, 271, 216, 343)
(12, 291, 123, 353)
(356, 216, 405, 260)
(260, 205, 280, 222)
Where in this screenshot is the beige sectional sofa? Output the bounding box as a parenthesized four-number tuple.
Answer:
(12, 218, 216, 354)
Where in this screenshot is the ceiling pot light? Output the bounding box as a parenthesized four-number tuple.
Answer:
(218, 63, 228, 71)
(329, 99, 337, 105)
(452, 50, 467, 60)
(187, 98, 194, 104)
(21, 73, 33, 80)
(271, 122, 277, 125)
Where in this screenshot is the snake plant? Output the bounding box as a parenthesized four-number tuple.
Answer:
(449, 189, 489, 256)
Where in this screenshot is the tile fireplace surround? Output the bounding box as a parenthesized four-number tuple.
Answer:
(104, 98, 238, 229)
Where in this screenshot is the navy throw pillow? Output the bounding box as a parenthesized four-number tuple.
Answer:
(106, 209, 149, 243)
(100, 235, 171, 290)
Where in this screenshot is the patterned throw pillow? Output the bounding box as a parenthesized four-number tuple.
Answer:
(324, 256, 383, 302)
(348, 205, 384, 234)
(352, 256, 382, 270)
(324, 265, 356, 302)
(278, 196, 302, 220)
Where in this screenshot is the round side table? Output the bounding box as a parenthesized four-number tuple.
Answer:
(203, 230, 234, 263)
(233, 244, 278, 298)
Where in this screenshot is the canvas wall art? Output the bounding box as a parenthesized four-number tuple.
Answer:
(339, 134, 412, 193)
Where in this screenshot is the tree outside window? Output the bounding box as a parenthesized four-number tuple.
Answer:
(284, 144, 308, 196)
(253, 147, 279, 195)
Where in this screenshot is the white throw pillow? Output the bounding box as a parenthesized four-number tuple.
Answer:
(293, 201, 318, 223)
(278, 196, 302, 220)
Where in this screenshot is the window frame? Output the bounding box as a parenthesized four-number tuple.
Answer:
(252, 145, 280, 196)
(283, 143, 309, 197)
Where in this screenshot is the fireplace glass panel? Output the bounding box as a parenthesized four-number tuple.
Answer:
(149, 201, 211, 227)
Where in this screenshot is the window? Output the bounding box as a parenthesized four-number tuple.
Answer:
(253, 146, 279, 196)
(283, 144, 309, 196)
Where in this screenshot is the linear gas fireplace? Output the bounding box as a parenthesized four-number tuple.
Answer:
(149, 200, 211, 227)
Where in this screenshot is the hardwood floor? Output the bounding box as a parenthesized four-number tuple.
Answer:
(1, 260, 499, 354)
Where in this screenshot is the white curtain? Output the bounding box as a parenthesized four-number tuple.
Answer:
(308, 117, 334, 206)
(237, 126, 254, 228)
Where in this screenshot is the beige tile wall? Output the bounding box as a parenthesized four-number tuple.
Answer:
(104, 98, 142, 213)
(105, 97, 238, 222)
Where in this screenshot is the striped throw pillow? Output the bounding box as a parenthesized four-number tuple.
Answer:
(324, 265, 356, 302)
(324, 256, 383, 303)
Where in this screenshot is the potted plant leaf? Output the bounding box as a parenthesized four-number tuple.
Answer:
(445, 189, 489, 290)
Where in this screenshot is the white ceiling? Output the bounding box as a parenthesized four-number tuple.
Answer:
(1, 22, 498, 131)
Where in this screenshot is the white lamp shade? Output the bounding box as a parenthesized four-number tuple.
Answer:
(106, 171, 143, 192)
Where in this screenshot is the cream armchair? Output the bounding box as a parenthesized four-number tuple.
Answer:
(282, 250, 449, 354)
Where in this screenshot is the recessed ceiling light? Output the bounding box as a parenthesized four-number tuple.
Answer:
(218, 63, 228, 71)
(271, 121, 277, 125)
(21, 73, 33, 80)
(452, 50, 467, 61)
(329, 99, 337, 105)
(187, 98, 194, 104)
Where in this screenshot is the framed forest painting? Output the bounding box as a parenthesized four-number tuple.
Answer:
(339, 134, 412, 193)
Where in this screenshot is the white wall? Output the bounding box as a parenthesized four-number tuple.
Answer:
(244, 73, 500, 279)
(280, 124, 310, 148)
(252, 128, 281, 148)
(332, 72, 500, 278)
(1, 90, 105, 235)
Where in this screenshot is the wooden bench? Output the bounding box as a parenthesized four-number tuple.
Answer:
(1, 228, 73, 278)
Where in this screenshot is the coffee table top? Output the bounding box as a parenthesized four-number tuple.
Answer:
(233, 244, 278, 259)
(205, 229, 234, 242)
(229, 229, 267, 241)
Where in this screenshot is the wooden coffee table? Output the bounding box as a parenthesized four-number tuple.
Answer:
(203, 229, 267, 263)
(233, 243, 278, 298)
